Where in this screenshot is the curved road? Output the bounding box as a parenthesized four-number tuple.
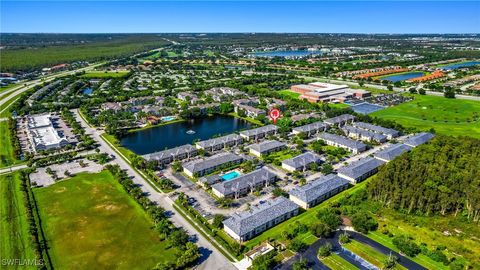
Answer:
(280, 230, 426, 270)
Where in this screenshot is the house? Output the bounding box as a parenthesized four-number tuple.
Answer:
(282, 152, 322, 172)
(211, 168, 277, 198)
(324, 114, 355, 127)
(223, 197, 299, 241)
(182, 152, 243, 178)
(247, 140, 286, 157)
(337, 157, 385, 184)
(290, 113, 322, 123)
(101, 102, 123, 112)
(240, 125, 278, 141)
(342, 125, 387, 143)
(196, 134, 243, 152)
(318, 133, 367, 154)
(374, 143, 412, 162)
(142, 144, 197, 166)
(292, 121, 328, 137)
(177, 92, 199, 104)
(404, 132, 435, 147)
(352, 122, 399, 139)
(233, 99, 265, 118)
(289, 174, 350, 209)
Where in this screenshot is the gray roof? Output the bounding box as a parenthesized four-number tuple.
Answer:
(248, 140, 286, 154)
(212, 168, 277, 197)
(223, 197, 299, 237)
(352, 122, 399, 137)
(404, 132, 435, 147)
(142, 144, 196, 161)
(324, 114, 355, 125)
(318, 132, 367, 151)
(282, 152, 322, 169)
(342, 125, 387, 142)
(199, 174, 221, 186)
(292, 121, 328, 134)
(240, 125, 278, 137)
(183, 152, 243, 173)
(374, 143, 412, 161)
(196, 134, 242, 149)
(289, 174, 350, 204)
(337, 157, 385, 180)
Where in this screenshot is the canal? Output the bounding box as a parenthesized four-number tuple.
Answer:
(120, 115, 252, 155)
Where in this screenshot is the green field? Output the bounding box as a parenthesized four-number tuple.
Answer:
(80, 70, 130, 78)
(321, 254, 359, 270)
(278, 89, 301, 99)
(343, 240, 407, 270)
(371, 94, 480, 137)
(33, 170, 177, 269)
(0, 172, 37, 269)
(0, 84, 19, 94)
(0, 121, 22, 168)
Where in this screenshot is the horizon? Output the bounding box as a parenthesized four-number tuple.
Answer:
(2, 1, 479, 34)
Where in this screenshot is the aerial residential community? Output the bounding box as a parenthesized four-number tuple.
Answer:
(1, 1, 479, 270)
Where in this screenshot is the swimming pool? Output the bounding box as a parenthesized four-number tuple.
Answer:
(221, 171, 241, 181)
(161, 116, 176, 121)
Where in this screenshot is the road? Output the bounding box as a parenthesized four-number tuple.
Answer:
(72, 109, 236, 270)
(0, 164, 28, 175)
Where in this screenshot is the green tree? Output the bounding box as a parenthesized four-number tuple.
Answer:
(317, 243, 332, 258)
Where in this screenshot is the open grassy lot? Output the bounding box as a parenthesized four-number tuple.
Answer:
(371, 94, 480, 138)
(321, 253, 359, 270)
(278, 89, 301, 100)
(343, 240, 407, 270)
(0, 172, 37, 269)
(80, 70, 130, 78)
(0, 121, 22, 168)
(33, 170, 177, 269)
(0, 83, 19, 94)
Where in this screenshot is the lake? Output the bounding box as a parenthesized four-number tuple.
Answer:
(251, 50, 323, 58)
(440, 61, 480, 70)
(380, 72, 425, 82)
(120, 115, 252, 155)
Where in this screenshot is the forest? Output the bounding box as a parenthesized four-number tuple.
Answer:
(368, 135, 480, 221)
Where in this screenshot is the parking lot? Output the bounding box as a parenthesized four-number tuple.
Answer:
(30, 159, 105, 187)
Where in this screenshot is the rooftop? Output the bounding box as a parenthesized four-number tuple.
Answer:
(289, 174, 349, 204)
(404, 132, 435, 147)
(352, 122, 399, 136)
(211, 168, 277, 196)
(183, 152, 243, 173)
(292, 121, 328, 133)
(337, 157, 385, 180)
(142, 144, 196, 161)
(196, 134, 242, 149)
(282, 152, 322, 169)
(240, 125, 278, 137)
(374, 143, 412, 161)
(324, 114, 355, 125)
(318, 132, 367, 151)
(247, 140, 286, 153)
(342, 125, 387, 141)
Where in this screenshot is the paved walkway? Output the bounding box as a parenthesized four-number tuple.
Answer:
(72, 109, 236, 270)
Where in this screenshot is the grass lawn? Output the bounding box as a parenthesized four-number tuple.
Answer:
(277, 89, 301, 100)
(0, 121, 22, 168)
(33, 170, 178, 269)
(0, 83, 19, 94)
(321, 253, 359, 270)
(343, 240, 407, 270)
(371, 94, 480, 138)
(80, 70, 130, 78)
(262, 149, 300, 163)
(228, 112, 263, 126)
(0, 172, 37, 269)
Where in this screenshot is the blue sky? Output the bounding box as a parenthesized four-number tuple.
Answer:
(1, 1, 479, 33)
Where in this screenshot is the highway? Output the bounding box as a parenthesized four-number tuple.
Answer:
(72, 109, 236, 270)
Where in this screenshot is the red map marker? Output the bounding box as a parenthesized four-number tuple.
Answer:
(269, 108, 281, 125)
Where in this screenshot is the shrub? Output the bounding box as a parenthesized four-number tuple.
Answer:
(351, 211, 378, 234)
(288, 239, 307, 252)
(317, 243, 332, 258)
(392, 235, 420, 257)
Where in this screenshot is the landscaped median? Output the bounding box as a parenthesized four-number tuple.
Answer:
(342, 239, 407, 270)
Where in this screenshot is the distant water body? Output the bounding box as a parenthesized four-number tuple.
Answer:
(381, 72, 424, 82)
(440, 61, 480, 70)
(120, 115, 252, 155)
(251, 50, 323, 58)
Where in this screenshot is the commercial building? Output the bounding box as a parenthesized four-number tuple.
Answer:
(324, 114, 355, 127)
(289, 174, 350, 209)
(291, 82, 370, 103)
(404, 132, 435, 147)
(142, 144, 197, 166)
(374, 143, 412, 162)
(240, 125, 278, 141)
(223, 197, 300, 241)
(211, 168, 277, 198)
(318, 133, 367, 154)
(196, 134, 243, 152)
(337, 157, 385, 184)
(342, 125, 387, 143)
(292, 121, 328, 137)
(247, 140, 286, 157)
(183, 152, 243, 178)
(26, 114, 70, 152)
(282, 152, 322, 172)
(352, 122, 399, 139)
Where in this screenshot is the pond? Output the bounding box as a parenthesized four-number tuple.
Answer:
(250, 50, 323, 58)
(380, 72, 424, 82)
(82, 88, 93, 95)
(120, 115, 252, 155)
(440, 61, 480, 70)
